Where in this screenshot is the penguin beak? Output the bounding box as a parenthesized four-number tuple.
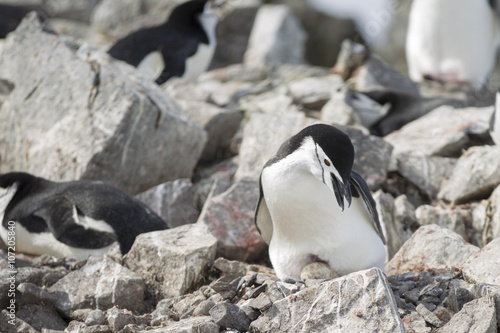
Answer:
(331, 173, 352, 212)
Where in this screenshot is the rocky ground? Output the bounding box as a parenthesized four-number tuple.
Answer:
(1, 1, 500, 333)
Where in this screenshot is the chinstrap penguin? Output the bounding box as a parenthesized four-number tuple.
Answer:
(406, 0, 500, 89)
(255, 124, 386, 280)
(108, 0, 218, 84)
(0, 172, 168, 260)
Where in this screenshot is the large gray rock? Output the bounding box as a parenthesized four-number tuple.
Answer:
(234, 112, 317, 181)
(250, 268, 405, 332)
(124, 223, 217, 300)
(385, 105, 494, 159)
(320, 86, 363, 127)
(197, 180, 267, 261)
(0, 14, 206, 194)
(386, 225, 479, 276)
(415, 205, 471, 241)
(210, 0, 262, 70)
(136, 179, 199, 229)
(438, 146, 500, 204)
(176, 100, 243, 163)
(397, 154, 456, 198)
(48, 256, 145, 315)
(244, 4, 306, 66)
(462, 238, 500, 286)
(0, 310, 37, 333)
(436, 296, 497, 333)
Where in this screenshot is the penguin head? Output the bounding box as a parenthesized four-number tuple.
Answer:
(273, 124, 355, 211)
(0, 172, 29, 214)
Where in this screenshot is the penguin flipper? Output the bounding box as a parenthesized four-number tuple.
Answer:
(349, 171, 386, 244)
(255, 177, 273, 244)
(33, 196, 117, 249)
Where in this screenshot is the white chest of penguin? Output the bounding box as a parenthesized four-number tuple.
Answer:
(261, 161, 386, 278)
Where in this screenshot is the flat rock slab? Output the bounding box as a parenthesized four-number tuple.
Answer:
(0, 13, 206, 194)
(124, 223, 217, 300)
(141, 316, 219, 333)
(462, 238, 500, 286)
(385, 105, 494, 159)
(438, 146, 500, 203)
(48, 256, 145, 315)
(386, 225, 479, 276)
(250, 268, 405, 333)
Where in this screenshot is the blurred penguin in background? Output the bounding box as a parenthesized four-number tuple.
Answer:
(406, 0, 500, 89)
(108, 0, 218, 84)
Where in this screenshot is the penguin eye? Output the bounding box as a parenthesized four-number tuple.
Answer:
(324, 159, 331, 166)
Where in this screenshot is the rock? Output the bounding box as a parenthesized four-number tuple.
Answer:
(401, 311, 431, 333)
(143, 316, 219, 333)
(197, 180, 267, 261)
(136, 179, 199, 229)
(415, 303, 444, 328)
(250, 268, 405, 332)
(91, 0, 185, 39)
(385, 225, 479, 276)
(106, 307, 149, 332)
(484, 185, 500, 244)
(234, 111, 317, 181)
(415, 205, 471, 241)
(462, 238, 500, 286)
(436, 296, 497, 333)
(373, 191, 404, 260)
(209, 303, 250, 332)
(0, 310, 37, 333)
(176, 100, 243, 163)
(300, 262, 339, 280)
(85, 309, 106, 326)
(0, 13, 206, 194)
(346, 46, 419, 99)
(491, 92, 500, 145)
(193, 300, 216, 317)
(438, 146, 500, 203)
(48, 256, 146, 315)
(320, 86, 363, 127)
(0, 266, 55, 310)
(347, 90, 390, 128)
(0, 0, 98, 23)
(288, 75, 342, 110)
(397, 154, 456, 198)
(16, 304, 67, 331)
(210, 0, 261, 70)
(124, 223, 217, 300)
(244, 4, 306, 66)
(337, 125, 393, 190)
(385, 105, 494, 159)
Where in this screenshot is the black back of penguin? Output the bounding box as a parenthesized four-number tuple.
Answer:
(108, 0, 210, 84)
(0, 172, 167, 255)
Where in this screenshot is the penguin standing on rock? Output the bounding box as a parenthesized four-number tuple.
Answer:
(255, 124, 386, 281)
(406, 0, 500, 89)
(0, 172, 168, 260)
(108, 0, 218, 84)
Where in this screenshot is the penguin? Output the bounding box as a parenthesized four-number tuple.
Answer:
(108, 0, 217, 84)
(254, 124, 386, 281)
(406, 0, 500, 89)
(0, 172, 168, 260)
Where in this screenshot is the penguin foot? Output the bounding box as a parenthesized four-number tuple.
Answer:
(300, 262, 339, 280)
